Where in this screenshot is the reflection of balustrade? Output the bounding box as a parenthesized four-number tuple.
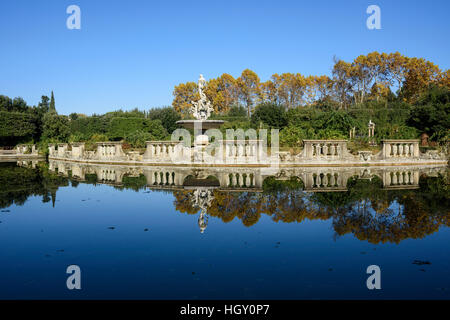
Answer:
(143, 141, 178, 161)
(304, 171, 347, 191)
(96, 142, 126, 160)
(71, 165, 85, 180)
(226, 172, 256, 188)
(381, 140, 420, 159)
(383, 169, 419, 188)
(97, 169, 117, 182)
(302, 140, 349, 160)
(57, 164, 68, 176)
(144, 170, 177, 186)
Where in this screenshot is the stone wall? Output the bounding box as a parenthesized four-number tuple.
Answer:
(47, 139, 448, 166)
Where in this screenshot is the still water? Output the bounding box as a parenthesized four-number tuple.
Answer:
(0, 161, 449, 299)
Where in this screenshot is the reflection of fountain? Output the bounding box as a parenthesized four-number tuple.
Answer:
(190, 187, 215, 233)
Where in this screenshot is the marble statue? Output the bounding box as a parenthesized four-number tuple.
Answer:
(191, 74, 214, 120)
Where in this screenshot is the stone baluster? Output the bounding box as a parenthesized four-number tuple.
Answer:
(225, 142, 231, 157)
(323, 144, 328, 157)
(323, 173, 329, 187)
(330, 144, 336, 157)
(392, 172, 398, 185)
(399, 144, 404, 157)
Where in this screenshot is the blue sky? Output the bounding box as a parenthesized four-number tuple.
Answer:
(1, 0, 449, 115)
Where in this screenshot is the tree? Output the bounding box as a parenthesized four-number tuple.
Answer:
(401, 57, 441, 103)
(37, 96, 50, 113)
(49, 91, 56, 113)
(148, 107, 181, 133)
(332, 58, 353, 109)
(205, 73, 239, 114)
(237, 69, 261, 117)
(408, 85, 450, 142)
(251, 103, 287, 128)
(260, 74, 282, 104)
(42, 113, 70, 142)
(277, 73, 306, 109)
(172, 82, 198, 117)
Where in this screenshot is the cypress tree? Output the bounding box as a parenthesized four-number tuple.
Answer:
(49, 91, 56, 113)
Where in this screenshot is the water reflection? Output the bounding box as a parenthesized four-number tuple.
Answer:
(4, 160, 449, 242)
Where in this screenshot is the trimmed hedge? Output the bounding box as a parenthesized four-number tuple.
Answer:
(107, 117, 167, 140)
(0, 111, 36, 137)
(69, 116, 109, 140)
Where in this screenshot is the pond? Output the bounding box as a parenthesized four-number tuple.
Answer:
(0, 161, 449, 299)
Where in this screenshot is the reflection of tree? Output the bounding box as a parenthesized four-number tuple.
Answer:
(315, 174, 449, 244)
(4, 162, 448, 244)
(172, 173, 449, 243)
(115, 174, 148, 192)
(0, 162, 68, 208)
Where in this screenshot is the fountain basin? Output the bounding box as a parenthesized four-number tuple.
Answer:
(176, 120, 225, 131)
(177, 120, 225, 145)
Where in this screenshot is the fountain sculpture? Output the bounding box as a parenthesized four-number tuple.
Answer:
(176, 74, 225, 146)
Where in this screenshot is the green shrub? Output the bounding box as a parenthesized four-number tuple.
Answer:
(42, 112, 70, 142)
(124, 130, 152, 148)
(251, 103, 287, 129)
(280, 126, 308, 147)
(315, 129, 347, 140)
(148, 107, 181, 133)
(85, 133, 109, 150)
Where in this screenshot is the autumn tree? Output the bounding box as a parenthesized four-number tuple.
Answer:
(277, 73, 306, 109)
(332, 59, 353, 109)
(401, 57, 442, 102)
(237, 69, 261, 117)
(205, 73, 239, 114)
(172, 82, 198, 117)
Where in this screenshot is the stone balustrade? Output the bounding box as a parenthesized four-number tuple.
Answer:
(45, 138, 446, 166)
(143, 141, 179, 161)
(96, 142, 126, 160)
(381, 140, 420, 159)
(16, 144, 38, 155)
(57, 143, 69, 158)
(71, 142, 85, 159)
(48, 144, 56, 157)
(302, 140, 349, 160)
(221, 140, 263, 163)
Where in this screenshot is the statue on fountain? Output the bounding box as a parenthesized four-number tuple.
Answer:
(191, 74, 214, 121)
